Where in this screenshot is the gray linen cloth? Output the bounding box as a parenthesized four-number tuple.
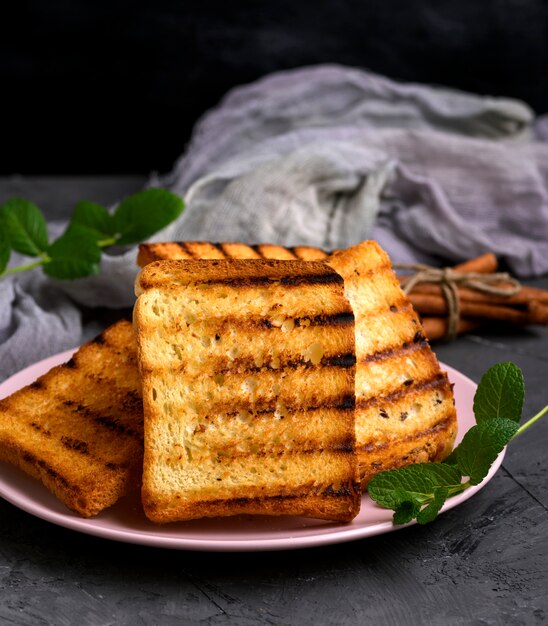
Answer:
(2, 65, 548, 381)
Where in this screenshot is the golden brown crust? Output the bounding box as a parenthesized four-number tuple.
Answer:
(143, 485, 361, 524)
(137, 241, 329, 267)
(0, 320, 143, 517)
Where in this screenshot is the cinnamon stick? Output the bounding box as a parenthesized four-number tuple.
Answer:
(421, 317, 482, 341)
(397, 252, 548, 340)
(405, 283, 548, 307)
(409, 293, 548, 325)
(451, 253, 498, 274)
(398, 253, 500, 292)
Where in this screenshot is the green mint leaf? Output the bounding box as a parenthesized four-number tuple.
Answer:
(416, 487, 448, 524)
(369, 462, 467, 524)
(1, 198, 49, 256)
(411, 463, 462, 487)
(368, 467, 433, 509)
(455, 418, 519, 485)
(112, 189, 184, 245)
(393, 499, 421, 525)
(473, 362, 524, 424)
(0, 227, 11, 274)
(44, 225, 101, 279)
(69, 201, 115, 238)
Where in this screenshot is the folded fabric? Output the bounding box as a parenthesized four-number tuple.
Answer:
(161, 65, 547, 277)
(2, 64, 547, 381)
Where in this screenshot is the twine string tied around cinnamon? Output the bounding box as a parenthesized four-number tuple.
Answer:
(395, 263, 522, 341)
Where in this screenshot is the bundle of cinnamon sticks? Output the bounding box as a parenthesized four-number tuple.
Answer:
(398, 253, 548, 341)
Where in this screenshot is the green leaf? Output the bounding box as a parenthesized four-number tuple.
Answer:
(112, 189, 184, 245)
(411, 463, 462, 487)
(393, 499, 421, 525)
(0, 227, 11, 274)
(454, 418, 519, 485)
(368, 461, 468, 525)
(473, 362, 524, 424)
(417, 487, 448, 524)
(1, 198, 49, 256)
(368, 467, 433, 509)
(69, 201, 114, 238)
(44, 225, 101, 279)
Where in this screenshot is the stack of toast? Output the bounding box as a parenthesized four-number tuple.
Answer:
(138, 240, 457, 484)
(0, 240, 457, 523)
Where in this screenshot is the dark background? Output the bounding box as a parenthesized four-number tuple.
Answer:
(3, 0, 548, 175)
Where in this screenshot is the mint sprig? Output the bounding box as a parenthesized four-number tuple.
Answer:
(368, 362, 548, 525)
(0, 189, 184, 280)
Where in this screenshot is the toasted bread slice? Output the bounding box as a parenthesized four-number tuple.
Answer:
(134, 259, 360, 523)
(137, 241, 329, 266)
(328, 242, 457, 483)
(0, 320, 143, 517)
(137, 240, 457, 486)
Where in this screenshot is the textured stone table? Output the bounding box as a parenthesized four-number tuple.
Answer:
(0, 177, 546, 626)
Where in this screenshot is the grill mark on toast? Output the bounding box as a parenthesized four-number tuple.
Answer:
(61, 436, 90, 455)
(361, 337, 430, 365)
(323, 482, 361, 497)
(93, 413, 142, 439)
(251, 311, 354, 330)
(25, 399, 134, 469)
(139, 241, 330, 263)
(325, 354, 356, 368)
(356, 372, 449, 410)
(105, 461, 127, 471)
(281, 273, 342, 286)
(53, 371, 141, 413)
(181, 483, 361, 508)
(22, 451, 76, 492)
(195, 272, 344, 288)
(179, 241, 197, 258)
(225, 403, 354, 418)
(189, 354, 355, 375)
(296, 312, 354, 327)
(201, 395, 356, 416)
(212, 242, 227, 257)
(30, 421, 50, 436)
(250, 244, 265, 258)
(358, 414, 455, 453)
(63, 402, 142, 440)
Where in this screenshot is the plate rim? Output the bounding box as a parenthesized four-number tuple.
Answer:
(0, 350, 503, 551)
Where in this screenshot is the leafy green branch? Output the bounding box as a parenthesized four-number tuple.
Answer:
(368, 362, 548, 525)
(0, 189, 184, 280)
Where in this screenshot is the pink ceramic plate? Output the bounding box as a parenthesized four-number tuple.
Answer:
(0, 351, 502, 551)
